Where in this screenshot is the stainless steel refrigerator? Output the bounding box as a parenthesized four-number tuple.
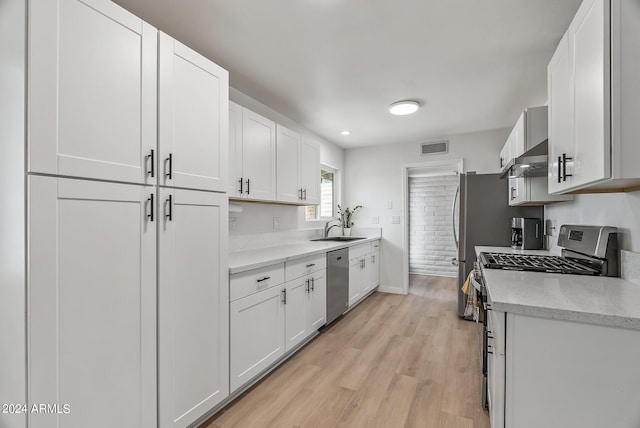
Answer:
(452, 173, 543, 317)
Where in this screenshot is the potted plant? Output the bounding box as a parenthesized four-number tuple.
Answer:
(337, 205, 362, 236)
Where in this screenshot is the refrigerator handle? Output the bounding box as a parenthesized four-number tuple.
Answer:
(452, 184, 460, 250)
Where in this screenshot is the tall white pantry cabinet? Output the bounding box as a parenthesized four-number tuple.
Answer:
(1, 0, 229, 427)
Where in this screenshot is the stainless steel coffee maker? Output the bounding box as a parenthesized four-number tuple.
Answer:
(511, 218, 543, 250)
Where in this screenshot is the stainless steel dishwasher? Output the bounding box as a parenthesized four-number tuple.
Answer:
(326, 248, 349, 326)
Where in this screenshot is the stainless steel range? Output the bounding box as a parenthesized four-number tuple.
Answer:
(479, 225, 619, 277)
(477, 224, 619, 410)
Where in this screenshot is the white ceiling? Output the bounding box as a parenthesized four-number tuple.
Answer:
(113, 0, 582, 149)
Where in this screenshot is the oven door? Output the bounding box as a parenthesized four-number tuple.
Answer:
(477, 266, 489, 410)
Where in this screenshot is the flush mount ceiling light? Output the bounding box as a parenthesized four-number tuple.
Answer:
(341, 130, 351, 135)
(389, 100, 420, 116)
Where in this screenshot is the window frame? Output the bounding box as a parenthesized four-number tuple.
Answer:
(305, 165, 337, 222)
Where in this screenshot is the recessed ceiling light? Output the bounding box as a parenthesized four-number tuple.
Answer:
(389, 100, 420, 116)
(341, 130, 351, 136)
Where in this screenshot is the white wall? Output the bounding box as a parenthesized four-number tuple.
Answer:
(344, 128, 509, 291)
(408, 175, 458, 277)
(229, 88, 345, 235)
(0, 0, 26, 426)
(545, 191, 640, 253)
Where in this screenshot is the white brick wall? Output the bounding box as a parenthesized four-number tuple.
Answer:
(408, 175, 458, 277)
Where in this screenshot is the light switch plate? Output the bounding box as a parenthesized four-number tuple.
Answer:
(372, 216, 379, 224)
(392, 216, 400, 224)
(230, 217, 237, 230)
(387, 201, 393, 210)
(273, 217, 280, 230)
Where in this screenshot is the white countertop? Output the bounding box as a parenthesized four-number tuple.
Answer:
(229, 236, 380, 274)
(475, 246, 640, 330)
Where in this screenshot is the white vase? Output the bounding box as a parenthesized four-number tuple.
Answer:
(343, 227, 351, 236)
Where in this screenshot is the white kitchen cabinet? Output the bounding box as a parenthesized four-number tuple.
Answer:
(498, 138, 511, 173)
(229, 284, 285, 393)
(349, 241, 380, 308)
(548, 32, 573, 195)
(28, 0, 157, 185)
(349, 258, 364, 306)
(307, 273, 327, 331)
(158, 32, 228, 192)
(298, 138, 321, 205)
(228, 105, 277, 201)
(276, 124, 302, 203)
(370, 249, 380, 288)
(28, 176, 156, 428)
(284, 276, 310, 352)
(548, 0, 640, 194)
(276, 126, 321, 205)
(504, 313, 640, 428)
(158, 188, 228, 428)
(486, 308, 505, 428)
(508, 176, 572, 206)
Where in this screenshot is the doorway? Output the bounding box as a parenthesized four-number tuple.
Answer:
(401, 159, 463, 294)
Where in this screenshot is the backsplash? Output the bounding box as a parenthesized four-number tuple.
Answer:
(621, 250, 640, 286)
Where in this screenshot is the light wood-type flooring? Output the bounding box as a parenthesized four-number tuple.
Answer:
(205, 275, 489, 428)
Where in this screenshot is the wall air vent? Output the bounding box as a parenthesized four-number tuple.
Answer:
(420, 140, 448, 156)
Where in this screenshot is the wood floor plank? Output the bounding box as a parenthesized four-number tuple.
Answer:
(203, 275, 489, 428)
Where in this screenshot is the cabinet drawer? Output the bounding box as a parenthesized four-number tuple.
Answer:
(349, 242, 372, 260)
(230, 263, 285, 302)
(285, 253, 326, 281)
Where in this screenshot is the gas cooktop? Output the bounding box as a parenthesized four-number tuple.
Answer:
(479, 252, 600, 275)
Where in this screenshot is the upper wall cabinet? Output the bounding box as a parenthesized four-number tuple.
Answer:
(228, 102, 278, 201)
(29, 0, 157, 185)
(159, 32, 229, 192)
(548, 0, 640, 194)
(276, 126, 321, 205)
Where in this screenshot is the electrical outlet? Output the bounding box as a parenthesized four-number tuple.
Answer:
(273, 217, 280, 230)
(372, 216, 379, 224)
(230, 217, 237, 231)
(392, 216, 401, 224)
(387, 201, 393, 210)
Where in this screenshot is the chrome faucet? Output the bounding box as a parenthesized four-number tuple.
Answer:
(324, 220, 342, 238)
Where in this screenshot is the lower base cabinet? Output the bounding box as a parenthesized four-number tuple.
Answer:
(230, 285, 286, 393)
(158, 188, 229, 428)
(348, 241, 380, 308)
(488, 311, 640, 428)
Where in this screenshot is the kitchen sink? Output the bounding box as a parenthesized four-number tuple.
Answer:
(310, 236, 367, 242)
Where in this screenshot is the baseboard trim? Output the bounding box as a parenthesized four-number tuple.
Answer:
(378, 286, 405, 295)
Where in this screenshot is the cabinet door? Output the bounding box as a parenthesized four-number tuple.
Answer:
(228, 101, 244, 197)
(285, 277, 310, 352)
(508, 177, 526, 206)
(361, 256, 373, 296)
(28, 176, 156, 428)
(242, 109, 277, 201)
(158, 189, 228, 428)
(548, 31, 573, 194)
(569, 0, 610, 188)
(349, 258, 363, 307)
(29, 0, 157, 185)
(159, 32, 229, 192)
(276, 124, 301, 203)
(370, 251, 380, 288)
(299, 138, 321, 205)
(230, 285, 285, 393)
(512, 113, 525, 158)
(499, 140, 510, 172)
(308, 272, 327, 331)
